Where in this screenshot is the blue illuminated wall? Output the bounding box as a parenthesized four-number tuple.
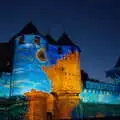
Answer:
(0, 35, 52, 97)
(0, 33, 80, 97)
(11, 35, 51, 95)
(80, 89, 120, 104)
(0, 72, 11, 97)
(72, 80, 120, 118)
(79, 80, 120, 104)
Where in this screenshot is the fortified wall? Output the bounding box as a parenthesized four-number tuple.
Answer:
(0, 22, 120, 120)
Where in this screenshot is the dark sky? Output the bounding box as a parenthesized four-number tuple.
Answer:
(0, 0, 120, 82)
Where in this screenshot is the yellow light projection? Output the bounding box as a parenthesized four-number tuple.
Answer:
(24, 89, 49, 120)
(24, 51, 82, 120)
(42, 51, 82, 94)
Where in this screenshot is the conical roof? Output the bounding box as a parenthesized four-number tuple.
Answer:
(17, 22, 40, 36)
(106, 56, 120, 78)
(8, 22, 42, 43)
(114, 57, 120, 68)
(57, 33, 80, 51)
(45, 34, 57, 44)
(57, 33, 75, 45)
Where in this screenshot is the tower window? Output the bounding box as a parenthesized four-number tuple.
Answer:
(46, 44, 48, 51)
(61, 67, 64, 71)
(58, 47, 62, 54)
(71, 47, 75, 53)
(34, 36, 40, 45)
(19, 36, 24, 44)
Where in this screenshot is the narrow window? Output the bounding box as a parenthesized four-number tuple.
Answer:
(19, 36, 24, 44)
(58, 47, 62, 54)
(34, 36, 40, 45)
(71, 47, 75, 53)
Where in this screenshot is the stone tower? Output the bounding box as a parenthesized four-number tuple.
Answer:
(42, 50, 82, 119)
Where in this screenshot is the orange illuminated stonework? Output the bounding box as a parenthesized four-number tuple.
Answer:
(46, 94, 54, 114)
(42, 51, 82, 94)
(42, 51, 82, 119)
(24, 89, 49, 120)
(52, 93, 80, 119)
(24, 51, 82, 120)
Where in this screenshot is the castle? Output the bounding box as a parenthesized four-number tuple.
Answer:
(0, 22, 120, 119)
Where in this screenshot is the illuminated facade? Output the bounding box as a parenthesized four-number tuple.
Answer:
(0, 23, 52, 97)
(0, 22, 120, 119)
(73, 57, 120, 118)
(80, 80, 120, 104)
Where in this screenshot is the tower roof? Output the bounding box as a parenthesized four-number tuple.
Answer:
(45, 34, 57, 44)
(57, 33, 75, 45)
(57, 33, 81, 51)
(8, 22, 43, 43)
(17, 22, 40, 36)
(114, 57, 120, 68)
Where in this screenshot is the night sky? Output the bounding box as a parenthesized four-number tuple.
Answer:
(0, 0, 120, 82)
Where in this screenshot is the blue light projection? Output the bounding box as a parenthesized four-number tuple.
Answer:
(47, 44, 79, 65)
(0, 72, 10, 97)
(0, 35, 51, 97)
(80, 88, 120, 104)
(12, 35, 51, 95)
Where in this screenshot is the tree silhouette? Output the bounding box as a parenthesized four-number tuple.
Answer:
(81, 69, 89, 87)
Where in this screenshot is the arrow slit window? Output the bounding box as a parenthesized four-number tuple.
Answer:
(19, 36, 25, 44)
(34, 36, 40, 45)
